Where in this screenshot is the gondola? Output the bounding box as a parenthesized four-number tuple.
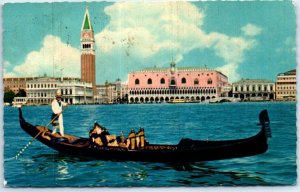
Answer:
(18, 108, 271, 162)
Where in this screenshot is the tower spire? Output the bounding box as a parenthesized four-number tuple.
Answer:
(81, 4, 93, 31)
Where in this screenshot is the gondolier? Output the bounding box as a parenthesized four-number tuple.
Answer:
(51, 90, 68, 137)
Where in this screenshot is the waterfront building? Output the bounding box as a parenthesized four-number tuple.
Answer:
(95, 80, 128, 104)
(81, 6, 96, 96)
(58, 79, 93, 104)
(12, 97, 28, 107)
(220, 84, 233, 97)
(3, 77, 35, 94)
(127, 61, 229, 103)
(275, 69, 296, 101)
(26, 77, 60, 105)
(95, 85, 107, 104)
(26, 77, 93, 105)
(232, 79, 275, 101)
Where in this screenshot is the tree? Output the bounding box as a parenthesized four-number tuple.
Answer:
(4, 90, 15, 103)
(15, 89, 26, 97)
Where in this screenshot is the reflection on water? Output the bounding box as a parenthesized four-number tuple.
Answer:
(146, 161, 267, 186)
(56, 160, 73, 181)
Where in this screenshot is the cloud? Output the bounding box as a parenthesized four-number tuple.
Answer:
(5, 35, 80, 78)
(94, 2, 258, 83)
(241, 23, 262, 36)
(5, 2, 259, 83)
(211, 33, 256, 82)
(3, 60, 17, 77)
(216, 63, 240, 82)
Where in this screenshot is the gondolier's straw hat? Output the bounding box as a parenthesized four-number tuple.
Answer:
(56, 90, 62, 98)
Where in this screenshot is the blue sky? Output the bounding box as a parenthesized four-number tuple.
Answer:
(3, 1, 296, 84)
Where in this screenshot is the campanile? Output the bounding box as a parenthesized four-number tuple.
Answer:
(81, 6, 96, 96)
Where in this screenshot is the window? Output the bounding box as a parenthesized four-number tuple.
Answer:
(171, 79, 176, 85)
(181, 78, 186, 84)
(147, 78, 152, 85)
(83, 44, 91, 49)
(135, 79, 140, 85)
(207, 78, 212, 84)
(160, 78, 165, 84)
(194, 79, 199, 85)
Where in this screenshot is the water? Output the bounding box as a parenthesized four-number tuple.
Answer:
(3, 102, 297, 187)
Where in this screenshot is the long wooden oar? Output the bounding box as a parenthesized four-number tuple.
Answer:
(15, 106, 68, 160)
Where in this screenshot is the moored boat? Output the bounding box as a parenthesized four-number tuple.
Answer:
(18, 108, 271, 162)
(167, 99, 199, 104)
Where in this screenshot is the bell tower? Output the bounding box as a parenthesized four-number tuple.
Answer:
(81, 5, 96, 96)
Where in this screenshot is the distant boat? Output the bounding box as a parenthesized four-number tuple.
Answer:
(168, 99, 199, 104)
(18, 108, 271, 162)
(209, 97, 241, 103)
(4, 102, 11, 106)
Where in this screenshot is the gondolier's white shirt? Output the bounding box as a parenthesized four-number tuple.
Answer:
(52, 99, 67, 114)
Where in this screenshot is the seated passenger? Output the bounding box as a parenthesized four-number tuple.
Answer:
(89, 122, 104, 146)
(117, 131, 127, 147)
(127, 129, 136, 150)
(136, 128, 145, 148)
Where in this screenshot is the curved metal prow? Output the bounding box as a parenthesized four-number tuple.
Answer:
(259, 110, 271, 138)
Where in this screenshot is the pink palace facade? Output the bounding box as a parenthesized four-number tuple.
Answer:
(127, 62, 229, 103)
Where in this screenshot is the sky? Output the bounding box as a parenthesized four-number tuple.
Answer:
(2, 1, 296, 84)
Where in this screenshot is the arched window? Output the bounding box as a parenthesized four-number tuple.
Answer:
(194, 79, 199, 85)
(207, 78, 212, 84)
(171, 79, 176, 85)
(160, 78, 165, 84)
(135, 79, 140, 85)
(147, 78, 152, 84)
(181, 78, 186, 84)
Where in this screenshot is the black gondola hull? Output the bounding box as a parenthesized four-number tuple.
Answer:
(18, 108, 269, 162)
